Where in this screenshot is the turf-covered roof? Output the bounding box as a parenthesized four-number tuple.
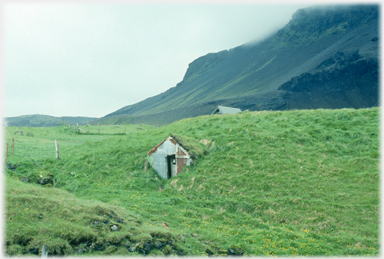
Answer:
(147, 135, 207, 160)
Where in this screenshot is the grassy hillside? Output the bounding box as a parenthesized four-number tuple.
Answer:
(4, 107, 379, 256)
(5, 114, 98, 127)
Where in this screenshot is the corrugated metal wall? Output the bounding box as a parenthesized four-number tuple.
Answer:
(162, 140, 176, 154)
(152, 149, 168, 179)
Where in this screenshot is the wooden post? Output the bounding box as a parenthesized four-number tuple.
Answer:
(55, 140, 60, 159)
(125, 125, 126, 134)
(12, 138, 14, 155)
(77, 123, 79, 134)
(5, 143, 8, 164)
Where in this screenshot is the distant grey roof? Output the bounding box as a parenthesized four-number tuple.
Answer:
(212, 105, 241, 114)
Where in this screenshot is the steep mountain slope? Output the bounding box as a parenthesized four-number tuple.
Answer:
(96, 4, 378, 126)
(5, 114, 98, 127)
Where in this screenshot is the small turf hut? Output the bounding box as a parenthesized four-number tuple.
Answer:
(147, 135, 206, 179)
(147, 136, 192, 179)
(212, 105, 241, 115)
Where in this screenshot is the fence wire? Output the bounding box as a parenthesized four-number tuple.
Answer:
(4, 141, 56, 161)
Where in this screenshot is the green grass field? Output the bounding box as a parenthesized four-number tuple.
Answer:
(3, 107, 380, 256)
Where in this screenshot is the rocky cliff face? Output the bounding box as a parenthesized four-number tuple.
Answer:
(274, 5, 378, 46)
(279, 50, 378, 93)
(278, 49, 378, 110)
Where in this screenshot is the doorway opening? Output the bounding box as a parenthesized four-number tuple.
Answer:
(167, 154, 176, 179)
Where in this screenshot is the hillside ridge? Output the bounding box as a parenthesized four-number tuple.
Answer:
(5, 114, 98, 127)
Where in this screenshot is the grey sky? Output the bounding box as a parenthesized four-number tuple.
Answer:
(3, 1, 314, 118)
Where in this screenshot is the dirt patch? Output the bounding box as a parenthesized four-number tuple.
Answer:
(199, 139, 211, 145)
(188, 177, 195, 189)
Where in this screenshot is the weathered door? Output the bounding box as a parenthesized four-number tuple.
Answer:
(176, 147, 188, 175)
(177, 157, 187, 175)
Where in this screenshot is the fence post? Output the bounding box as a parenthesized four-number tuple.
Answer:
(98, 123, 100, 134)
(42, 244, 48, 257)
(55, 140, 60, 159)
(77, 123, 79, 134)
(125, 125, 126, 134)
(5, 143, 8, 164)
(12, 138, 14, 155)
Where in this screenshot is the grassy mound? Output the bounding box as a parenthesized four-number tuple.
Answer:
(5, 177, 183, 256)
(4, 107, 379, 256)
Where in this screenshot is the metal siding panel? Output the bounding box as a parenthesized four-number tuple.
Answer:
(169, 138, 178, 145)
(177, 145, 190, 157)
(152, 149, 168, 179)
(177, 148, 186, 156)
(161, 140, 176, 155)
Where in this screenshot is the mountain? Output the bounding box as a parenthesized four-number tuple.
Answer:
(94, 4, 378, 126)
(4, 114, 98, 127)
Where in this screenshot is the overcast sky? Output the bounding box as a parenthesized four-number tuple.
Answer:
(2, 1, 316, 118)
